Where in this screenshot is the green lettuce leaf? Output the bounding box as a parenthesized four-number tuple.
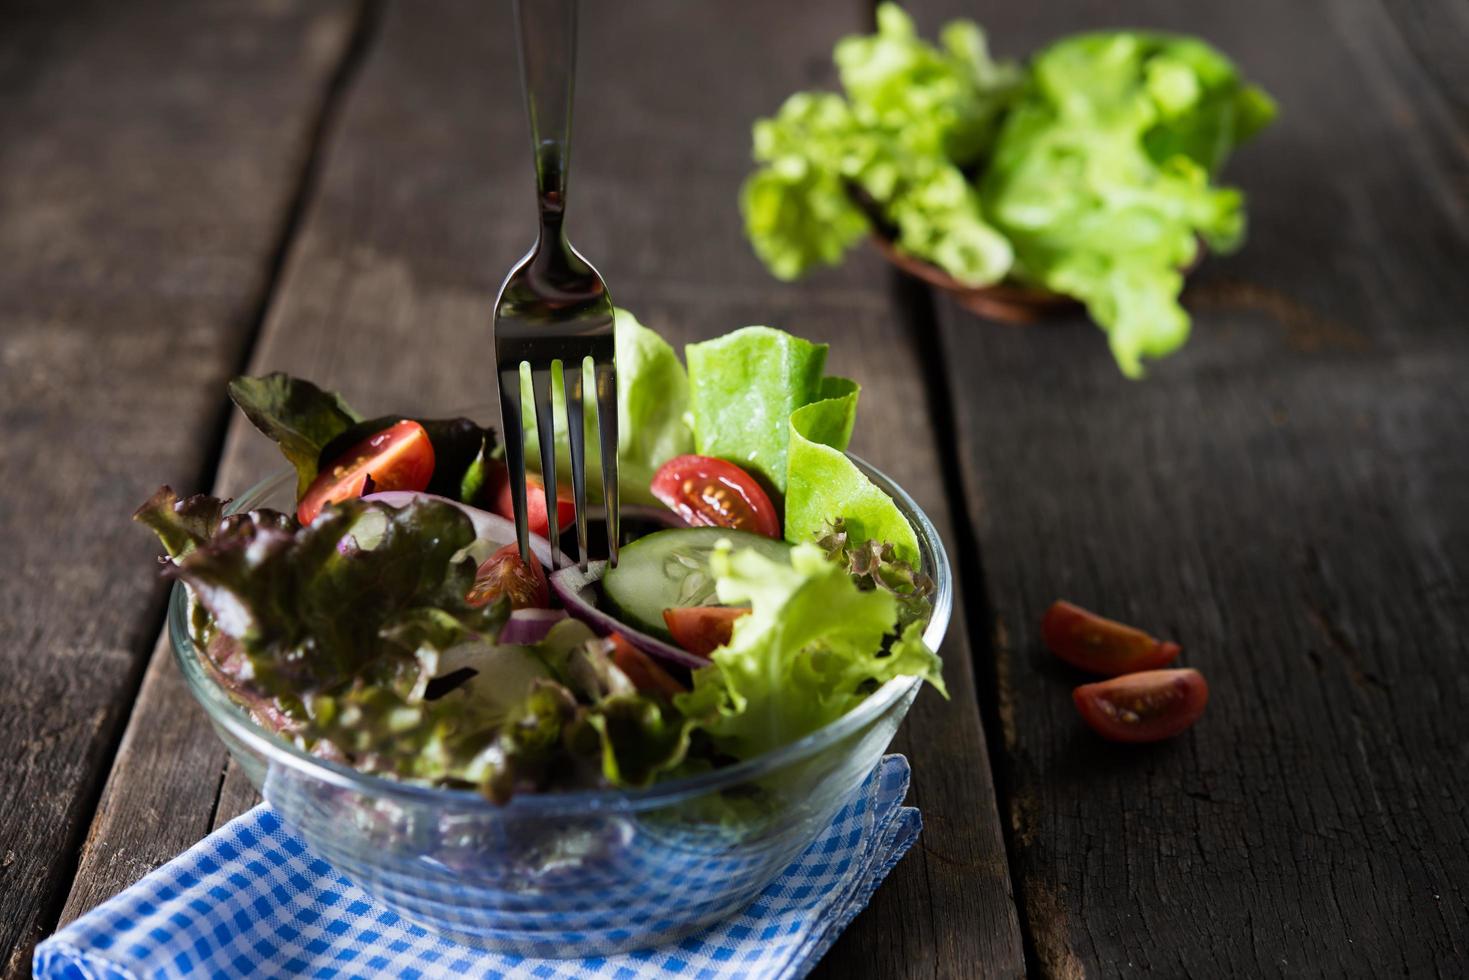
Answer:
(684, 324, 916, 559)
(741, 93, 870, 281)
(983, 31, 1276, 376)
(228, 374, 362, 499)
(786, 393, 920, 563)
(675, 541, 945, 758)
(741, 3, 1017, 285)
(519, 308, 694, 506)
(686, 326, 830, 494)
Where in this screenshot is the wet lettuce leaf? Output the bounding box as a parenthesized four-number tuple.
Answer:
(683, 325, 916, 560)
(686, 327, 831, 495)
(573, 693, 695, 789)
(676, 541, 946, 759)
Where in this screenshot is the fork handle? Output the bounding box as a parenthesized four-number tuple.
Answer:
(513, 0, 577, 225)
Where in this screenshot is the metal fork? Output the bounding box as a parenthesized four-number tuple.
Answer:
(493, 0, 618, 570)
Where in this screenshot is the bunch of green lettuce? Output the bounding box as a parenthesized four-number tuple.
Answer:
(742, 4, 1017, 286)
(982, 32, 1275, 375)
(742, 4, 1275, 376)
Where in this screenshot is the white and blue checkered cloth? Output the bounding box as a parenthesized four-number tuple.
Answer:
(36, 756, 918, 979)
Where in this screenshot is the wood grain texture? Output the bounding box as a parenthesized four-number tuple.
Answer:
(909, 0, 1469, 974)
(0, 1, 357, 971)
(73, 0, 1024, 973)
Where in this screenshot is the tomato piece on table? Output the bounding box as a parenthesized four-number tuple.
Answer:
(1072, 668, 1209, 743)
(1041, 600, 1181, 676)
(297, 419, 434, 524)
(466, 542, 549, 610)
(651, 455, 780, 538)
(662, 606, 748, 657)
(609, 633, 687, 698)
(491, 462, 575, 538)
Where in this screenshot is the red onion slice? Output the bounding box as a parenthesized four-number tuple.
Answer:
(549, 562, 711, 670)
(499, 607, 569, 646)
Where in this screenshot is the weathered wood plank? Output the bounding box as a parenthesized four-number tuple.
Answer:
(69, 1, 1024, 973)
(909, 0, 1469, 974)
(0, 1, 359, 971)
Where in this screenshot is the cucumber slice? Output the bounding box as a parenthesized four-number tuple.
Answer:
(601, 528, 792, 638)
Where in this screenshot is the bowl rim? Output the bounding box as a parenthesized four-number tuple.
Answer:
(170, 453, 952, 815)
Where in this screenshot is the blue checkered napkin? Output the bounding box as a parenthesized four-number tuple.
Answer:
(36, 756, 919, 980)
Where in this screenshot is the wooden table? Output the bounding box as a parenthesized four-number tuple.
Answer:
(3, 1, 1465, 976)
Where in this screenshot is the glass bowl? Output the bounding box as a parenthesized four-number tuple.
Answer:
(169, 455, 952, 956)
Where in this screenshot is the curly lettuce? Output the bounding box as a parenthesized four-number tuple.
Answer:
(983, 31, 1276, 375)
(742, 4, 1016, 286)
(741, 6, 1276, 376)
(676, 541, 945, 759)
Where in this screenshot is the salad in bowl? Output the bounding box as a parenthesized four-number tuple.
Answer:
(140, 312, 950, 953)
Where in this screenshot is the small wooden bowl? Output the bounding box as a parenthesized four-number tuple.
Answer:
(871, 231, 1208, 325)
(869, 235, 1078, 324)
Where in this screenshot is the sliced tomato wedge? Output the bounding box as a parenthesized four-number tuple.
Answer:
(298, 419, 434, 524)
(466, 542, 549, 610)
(491, 462, 574, 539)
(1073, 668, 1208, 743)
(609, 633, 686, 698)
(1041, 600, 1181, 676)
(651, 455, 780, 537)
(662, 606, 748, 657)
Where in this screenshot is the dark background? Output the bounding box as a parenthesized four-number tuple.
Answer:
(1, 1, 1465, 976)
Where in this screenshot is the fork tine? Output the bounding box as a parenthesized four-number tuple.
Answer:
(496, 363, 531, 562)
(562, 358, 590, 570)
(529, 362, 562, 567)
(594, 360, 619, 566)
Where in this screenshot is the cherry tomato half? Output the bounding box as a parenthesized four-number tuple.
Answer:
(610, 633, 687, 698)
(1073, 668, 1209, 743)
(466, 542, 549, 610)
(491, 463, 575, 539)
(297, 419, 434, 524)
(662, 606, 749, 658)
(651, 455, 780, 538)
(1041, 600, 1181, 676)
